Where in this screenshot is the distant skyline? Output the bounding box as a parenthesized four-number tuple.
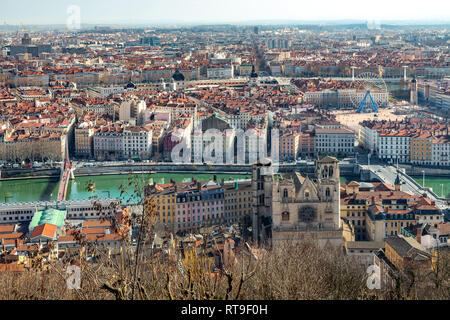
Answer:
(1, 0, 449, 26)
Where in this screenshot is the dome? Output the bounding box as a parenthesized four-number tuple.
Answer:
(172, 69, 185, 82)
(125, 82, 136, 89)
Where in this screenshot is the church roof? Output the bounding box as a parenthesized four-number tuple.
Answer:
(125, 82, 136, 89)
(317, 156, 338, 163)
(172, 69, 185, 81)
(278, 171, 321, 197)
(395, 172, 401, 185)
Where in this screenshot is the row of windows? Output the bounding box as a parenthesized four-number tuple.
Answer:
(175, 201, 224, 208)
(67, 212, 112, 218)
(225, 198, 251, 203)
(2, 216, 31, 221)
(0, 210, 33, 215)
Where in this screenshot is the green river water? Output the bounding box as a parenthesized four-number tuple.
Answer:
(1, 174, 448, 203)
(0, 173, 250, 203)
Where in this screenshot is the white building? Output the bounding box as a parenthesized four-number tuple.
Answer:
(315, 128, 355, 156)
(227, 112, 252, 130)
(378, 131, 412, 163)
(359, 124, 380, 154)
(93, 127, 124, 160)
(266, 38, 292, 49)
(122, 126, 153, 159)
(119, 99, 146, 125)
(431, 136, 450, 166)
(87, 86, 124, 98)
(207, 65, 234, 79)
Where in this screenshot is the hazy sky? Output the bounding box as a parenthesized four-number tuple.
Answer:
(1, 0, 449, 25)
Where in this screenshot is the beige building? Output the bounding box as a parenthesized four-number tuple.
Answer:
(252, 156, 343, 248)
(223, 180, 252, 225)
(0, 133, 65, 161)
(75, 123, 94, 158)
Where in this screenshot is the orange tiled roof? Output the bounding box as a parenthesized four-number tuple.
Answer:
(31, 223, 57, 239)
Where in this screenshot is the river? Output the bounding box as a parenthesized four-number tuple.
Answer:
(412, 176, 450, 198)
(3, 173, 442, 204)
(0, 173, 250, 203)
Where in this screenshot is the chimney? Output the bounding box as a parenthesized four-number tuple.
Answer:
(416, 226, 422, 243)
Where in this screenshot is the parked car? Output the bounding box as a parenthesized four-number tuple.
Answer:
(33, 162, 42, 168)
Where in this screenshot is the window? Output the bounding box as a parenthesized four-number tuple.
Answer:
(304, 189, 310, 200)
(283, 189, 288, 199)
(282, 211, 290, 221)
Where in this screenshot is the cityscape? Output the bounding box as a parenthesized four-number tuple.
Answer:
(0, 0, 449, 305)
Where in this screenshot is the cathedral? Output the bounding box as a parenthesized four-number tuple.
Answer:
(251, 156, 343, 248)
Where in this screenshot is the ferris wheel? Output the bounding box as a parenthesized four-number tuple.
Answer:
(350, 72, 388, 113)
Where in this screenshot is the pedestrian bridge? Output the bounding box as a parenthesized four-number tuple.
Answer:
(57, 143, 73, 201)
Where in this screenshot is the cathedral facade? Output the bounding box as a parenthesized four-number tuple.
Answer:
(252, 156, 343, 248)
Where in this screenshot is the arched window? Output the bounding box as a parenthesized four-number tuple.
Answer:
(329, 166, 334, 177)
(322, 166, 328, 178)
(282, 211, 290, 221)
(283, 189, 288, 199)
(326, 187, 331, 198)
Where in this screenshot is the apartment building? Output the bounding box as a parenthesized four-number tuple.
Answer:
(341, 180, 443, 242)
(175, 180, 224, 234)
(145, 179, 234, 234)
(315, 128, 355, 157)
(410, 133, 433, 165)
(279, 132, 299, 160)
(74, 122, 94, 158)
(207, 65, 234, 79)
(152, 184, 177, 233)
(93, 126, 124, 161)
(223, 180, 252, 225)
(123, 126, 153, 160)
(87, 86, 124, 99)
(360, 119, 450, 166)
(378, 130, 412, 163)
(431, 135, 450, 166)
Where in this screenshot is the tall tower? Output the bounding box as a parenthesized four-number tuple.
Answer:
(315, 156, 341, 229)
(251, 159, 273, 245)
(410, 78, 418, 105)
(21, 33, 31, 45)
(394, 172, 401, 191)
